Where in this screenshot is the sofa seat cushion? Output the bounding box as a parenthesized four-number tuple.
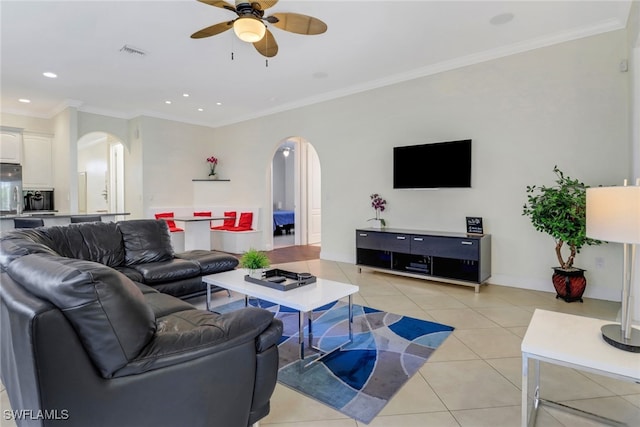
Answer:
(149, 276, 208, 298)
(131, 259, 201, 284)
(175, 250, 239, 275)
(118, 219, 175, 265)
(114, 307, 275, 377)
(143, 292, 195, 318)
(6, 253, 156, 378)
(113, 265, 145, 283)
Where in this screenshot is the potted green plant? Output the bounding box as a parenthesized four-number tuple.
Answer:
(522, 166, 602, 302)
(239, 248, 271, 279)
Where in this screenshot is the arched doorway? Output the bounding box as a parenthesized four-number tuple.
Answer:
(271, 137, 321, 249)
(77, 132, 125, 218)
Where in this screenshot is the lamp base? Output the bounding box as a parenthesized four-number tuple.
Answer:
(601, 324, 640, 353)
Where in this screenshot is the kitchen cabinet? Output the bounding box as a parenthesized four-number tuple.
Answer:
(356, 227, 491, 292)
(23, 133, 53, 188)
(0, 127, 23, 164)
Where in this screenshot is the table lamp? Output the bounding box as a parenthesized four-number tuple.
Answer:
(586, 180, 640, 352)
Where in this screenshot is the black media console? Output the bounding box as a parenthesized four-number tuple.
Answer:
(356, 228, 491, 292)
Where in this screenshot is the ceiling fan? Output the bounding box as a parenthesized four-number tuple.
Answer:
(190, 0, 327, 58)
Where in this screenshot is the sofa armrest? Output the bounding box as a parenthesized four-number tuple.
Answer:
(256, 317, 283, 352)
(114, 307, 277, 377)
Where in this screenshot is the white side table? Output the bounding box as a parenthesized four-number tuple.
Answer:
(521, 309, 640, 427)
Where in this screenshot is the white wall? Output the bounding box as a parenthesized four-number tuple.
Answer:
(206, 30, 629, 301)
(138, 116, 217, 210)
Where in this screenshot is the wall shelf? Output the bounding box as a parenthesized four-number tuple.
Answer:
(192, 179, 230, 182)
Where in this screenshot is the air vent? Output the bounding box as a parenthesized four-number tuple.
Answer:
(119, 45, 147, 57)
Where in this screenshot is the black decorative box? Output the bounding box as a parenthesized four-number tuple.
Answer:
(244, 269, 316, 291)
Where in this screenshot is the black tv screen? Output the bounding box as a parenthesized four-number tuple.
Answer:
(393, 139, 472, 189)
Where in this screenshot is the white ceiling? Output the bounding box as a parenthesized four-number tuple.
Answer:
(0, 1, 632, 128)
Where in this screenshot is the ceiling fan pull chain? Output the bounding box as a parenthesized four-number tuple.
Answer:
(265, 59, 268, 67)
(232, 51, 235, 60)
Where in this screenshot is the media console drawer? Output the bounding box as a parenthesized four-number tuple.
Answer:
(356, 230, 411, 252)
(410, 235, 479, 260)
(356, 228, 491, 293)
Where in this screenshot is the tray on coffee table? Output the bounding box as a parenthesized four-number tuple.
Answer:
(244, 268, 316, 291)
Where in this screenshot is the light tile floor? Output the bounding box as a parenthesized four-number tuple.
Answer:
(2, 259, 639, 427)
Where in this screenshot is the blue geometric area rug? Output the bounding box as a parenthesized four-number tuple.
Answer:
(214, 299, 454, 424)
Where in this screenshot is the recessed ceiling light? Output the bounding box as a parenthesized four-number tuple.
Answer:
(183, 93, 189, 97)
(216, 102, 222, 106)
(42, 72, 57, 78)
(165, 100, 172, 104)
(490, 12, 514, 26)
(197, 108, 204, 112)
(18, 98, 31, 103)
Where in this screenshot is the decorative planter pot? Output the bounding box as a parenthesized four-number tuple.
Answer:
(208, 174, 218, 180)
(552, 267, 586, 303)
(369, 219, 384, 229)
(247, 268, 265, 280)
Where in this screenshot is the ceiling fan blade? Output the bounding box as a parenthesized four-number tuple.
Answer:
(254, 0, 278, 10)
(191, 21, 234, 39)
(253, 28, 278, 57)
(270, 12, 327, 35)
(197, 0, 236, 13)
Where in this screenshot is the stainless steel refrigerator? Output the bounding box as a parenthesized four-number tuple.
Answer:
(0, 163, 23, 214)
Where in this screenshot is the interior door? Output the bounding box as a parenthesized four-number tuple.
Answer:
(306, 145, 321, 244)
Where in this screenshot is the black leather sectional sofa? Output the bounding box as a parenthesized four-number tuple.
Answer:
(0, 219, 283, 427)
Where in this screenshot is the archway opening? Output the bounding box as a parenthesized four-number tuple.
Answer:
(270, 136, 321, 249)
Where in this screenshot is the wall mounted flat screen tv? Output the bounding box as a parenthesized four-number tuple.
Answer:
(393, 139, 472, 189)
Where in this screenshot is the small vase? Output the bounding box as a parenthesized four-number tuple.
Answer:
(370, 219, 383, 229)
(248, 268, 265, 279)
(208, 174, 217, 180)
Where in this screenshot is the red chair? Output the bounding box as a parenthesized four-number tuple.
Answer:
(212, 211, 236, 231)
(154, 212, 184, 232)
(226, 212, 253, 231)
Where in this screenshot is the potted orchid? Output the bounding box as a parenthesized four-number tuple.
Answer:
(207, 156, 218, 179)
(368, 193, 387, 229)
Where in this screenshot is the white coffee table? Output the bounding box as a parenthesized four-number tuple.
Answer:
(203, 269, 359, 361)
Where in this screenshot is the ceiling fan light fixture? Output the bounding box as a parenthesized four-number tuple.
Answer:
(233, 17, 266, 42)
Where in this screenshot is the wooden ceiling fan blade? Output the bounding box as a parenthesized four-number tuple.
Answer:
(197, 0, 236, 13)
(270, 12, 327, 35)
(253, 29, 278, 57)
(254, 0, 278, 10)
(191, 21, 234, 39)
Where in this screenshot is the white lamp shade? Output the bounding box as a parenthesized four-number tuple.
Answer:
(586, 186, 640, 244)
(233, 17, 266, 42)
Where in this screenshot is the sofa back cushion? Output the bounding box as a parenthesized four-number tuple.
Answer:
(0, 230, 60, 269)
(6, 254, 156, 378)
(47, 222, 125, 267)
(0, 222, 125, 268)
(118, 219, 175, 265)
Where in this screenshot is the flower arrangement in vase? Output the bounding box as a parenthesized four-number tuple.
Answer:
(368, 193, 387, 228)
(206, 155, 218, 179)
